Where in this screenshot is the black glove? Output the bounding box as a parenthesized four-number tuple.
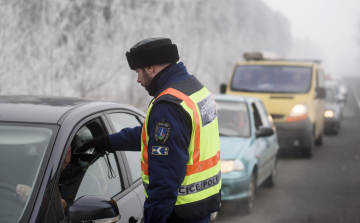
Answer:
(77, 135, 112, 154)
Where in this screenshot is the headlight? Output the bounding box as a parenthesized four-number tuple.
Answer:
(324, 110, 334, 118)
(221, 160, 245, 173)
(287, 104, 308, 122)
(289, 104, 308, 117)
(339, 86, 347, 95)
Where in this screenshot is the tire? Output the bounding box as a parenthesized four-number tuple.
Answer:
(315, 132, 323, 146)
(333, 122, 340, 134)
(240, 173, 256, 214)
(263, 159, 277, 188)
(302, 135, 314, 158)
(324, 128, 330, 135)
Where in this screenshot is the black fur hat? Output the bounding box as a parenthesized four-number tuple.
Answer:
(126, 37, 179, 70)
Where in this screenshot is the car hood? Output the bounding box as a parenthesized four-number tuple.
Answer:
(325, 102, 339, 111)
(219, 136, 254, 160)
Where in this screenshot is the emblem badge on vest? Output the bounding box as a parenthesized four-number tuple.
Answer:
(154, 121, 171, 144)
(152, 146, 169, 155)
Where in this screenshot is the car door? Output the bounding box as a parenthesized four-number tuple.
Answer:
(254, 101, 278, 182)
(104, 110, 146, 208)
(315, 68, 325, 137)
(52, 115, 142, 223)
(251, 102, 268, 185)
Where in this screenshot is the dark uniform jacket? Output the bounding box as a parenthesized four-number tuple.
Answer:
(108, 62, 210, 223)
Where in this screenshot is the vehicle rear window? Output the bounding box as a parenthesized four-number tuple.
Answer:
(216, 101, 250, 137)
(231, 65, 313, 93)
(0, 124, 55, 223)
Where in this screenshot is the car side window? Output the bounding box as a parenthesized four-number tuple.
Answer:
(59, 118, 123, 209)
(251, 103, 263, 130)
(74, 152, 121, 200)
(317, 69, 325, 87)
(108, 113, 142, 182)
(255, 101, 271, 127)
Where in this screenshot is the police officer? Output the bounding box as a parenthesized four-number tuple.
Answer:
(80, 37, 221, 223)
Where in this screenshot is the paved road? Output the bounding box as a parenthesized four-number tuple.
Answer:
(216, 77, 360, 223)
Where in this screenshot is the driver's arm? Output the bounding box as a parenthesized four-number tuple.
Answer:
(61, 199, 67, 211)
(79, 125, 143, 153)
(17, 184, 67, 211)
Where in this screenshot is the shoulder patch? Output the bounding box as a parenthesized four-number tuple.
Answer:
(197, 94, 217, 127)
(152, 146, 169, 155)
(154, 121, 171, 144)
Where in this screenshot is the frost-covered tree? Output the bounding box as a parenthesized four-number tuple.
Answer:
(358, 19, 360, 47)
(289, 38, 325, 62)
(0, 0, 293, 111)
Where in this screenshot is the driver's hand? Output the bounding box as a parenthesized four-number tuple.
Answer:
(61, 199, 67, 211)
(16, 184, 31, 204)
(77, 135, 112, 154)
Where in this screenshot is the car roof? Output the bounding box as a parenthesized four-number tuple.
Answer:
(325, 81, 340, 88)
(214, 94, 260, 104)
(0, 95, 115, 124)
(235, 60, 320, 67)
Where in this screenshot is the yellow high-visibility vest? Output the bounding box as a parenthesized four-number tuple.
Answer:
(140, 76, 221, 220)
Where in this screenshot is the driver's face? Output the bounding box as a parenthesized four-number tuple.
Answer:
(63, 146, 71, 168)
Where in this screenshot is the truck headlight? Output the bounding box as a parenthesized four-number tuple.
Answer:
(287, 104, 308, 122)
(221, 160, 245, 173)
(289, 104, 308, 117)
(324, 110, 334, 118)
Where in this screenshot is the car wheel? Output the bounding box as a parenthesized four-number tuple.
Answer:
(263, 159, 277, 188)
(240, 173, 256, 214)
(315, 132, 323, 146)
(324, 128, 330, 135)
(302, 135, 314, 158)
(333, 122, 340, 134)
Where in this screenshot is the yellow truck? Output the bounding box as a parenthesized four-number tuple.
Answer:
(221, 52, 326, 157)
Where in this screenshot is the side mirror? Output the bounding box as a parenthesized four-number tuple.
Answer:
(220, 84, 227, 94)
(68, 196, 120, 223)
(315, 87, 326, 99)
(337, 95, 345, 102)
(256, 126, 274, 138)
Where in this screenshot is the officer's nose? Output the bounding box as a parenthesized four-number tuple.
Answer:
(137, 74, 141, 83)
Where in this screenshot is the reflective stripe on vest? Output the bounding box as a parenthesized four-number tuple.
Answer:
(142, 171, 221, 196)
(178, 171, 221, 196)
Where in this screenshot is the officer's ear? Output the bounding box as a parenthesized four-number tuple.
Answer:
(147, 66, 156, 76)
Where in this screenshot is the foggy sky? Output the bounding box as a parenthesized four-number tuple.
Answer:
(262, 0, 360, 76)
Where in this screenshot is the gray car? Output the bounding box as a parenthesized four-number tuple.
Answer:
(0, 95, 144, 223)
(325, 76, 348, 101)
(324, 87, 343, 134)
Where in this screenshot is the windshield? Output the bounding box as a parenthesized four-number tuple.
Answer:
(0, 124, 55, 223)
(231, 65, 313, 93)
(216, 101, 250, 137)
(326, 89, 335, 102)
